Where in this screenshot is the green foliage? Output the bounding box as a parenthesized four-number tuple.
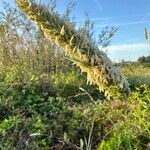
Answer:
(0, 64, 150, 149)
(123, 64, 150, 90)
(137, 55, 150, 64)
(0, 60, 149, 149)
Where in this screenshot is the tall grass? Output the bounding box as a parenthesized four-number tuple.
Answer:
(15, 0, 130, 100)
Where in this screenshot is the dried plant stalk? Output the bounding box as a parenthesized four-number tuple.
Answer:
(16, 0, 130, 99)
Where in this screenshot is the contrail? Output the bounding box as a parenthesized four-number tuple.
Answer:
(141, 11, 150, 21)
(116, 20, 150, 26)
(93, 0, 103, 12)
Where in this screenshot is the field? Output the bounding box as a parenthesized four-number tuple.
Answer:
(0, 1, 150, 150)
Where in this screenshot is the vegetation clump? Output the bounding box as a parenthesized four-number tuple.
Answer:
(15, 0, 130, 100)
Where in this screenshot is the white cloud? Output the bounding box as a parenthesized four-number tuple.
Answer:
(102, 43, 150, 62)
(108, 43, 148, 52)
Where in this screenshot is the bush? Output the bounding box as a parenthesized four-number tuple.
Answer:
(1, 64, 149, 149)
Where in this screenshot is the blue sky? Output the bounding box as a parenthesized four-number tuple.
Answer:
(1, 0, 150, 61)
